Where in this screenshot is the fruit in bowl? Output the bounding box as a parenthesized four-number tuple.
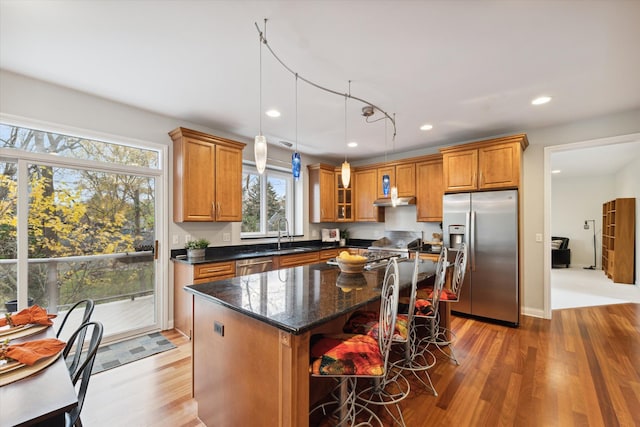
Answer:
(336, 251, 367, 274)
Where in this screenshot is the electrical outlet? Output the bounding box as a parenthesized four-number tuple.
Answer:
(214, 321, 224, 337)
(535, 233, 542, 242)
(311, 230, 319, 238)
(172, 234, 179, 245)
(185, 234, 191, 243)
(223, 233, 231, 242)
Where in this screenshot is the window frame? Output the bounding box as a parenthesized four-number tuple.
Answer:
(241, 162, 299, 239)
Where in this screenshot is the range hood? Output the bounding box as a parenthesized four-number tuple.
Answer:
(372, 196, 416, 207)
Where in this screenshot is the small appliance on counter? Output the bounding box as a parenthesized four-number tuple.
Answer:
(321, 228, 340, 243)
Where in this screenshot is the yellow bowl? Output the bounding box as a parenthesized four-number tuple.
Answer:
(336, 257, 366, 274)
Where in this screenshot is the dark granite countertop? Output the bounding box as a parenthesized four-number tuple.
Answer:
(171, 239, 373, 265)
(184, 260, 436, 335)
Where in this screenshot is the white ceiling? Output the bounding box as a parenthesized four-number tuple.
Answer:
(1, 0, 640, 164)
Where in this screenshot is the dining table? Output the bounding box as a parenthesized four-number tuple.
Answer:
(0, 325, 77, 427)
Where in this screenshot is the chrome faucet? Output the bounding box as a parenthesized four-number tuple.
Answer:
(277, 217, 292, 250)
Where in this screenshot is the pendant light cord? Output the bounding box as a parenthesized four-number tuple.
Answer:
(295, 73, 298, 152)
(255, 21, 396, 140)
(344, 92, 348, 162)
(258, 19, 264, 135)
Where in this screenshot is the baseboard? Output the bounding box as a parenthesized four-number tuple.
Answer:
(522, 307, 546, 319)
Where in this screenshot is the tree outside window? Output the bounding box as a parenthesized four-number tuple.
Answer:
(242, 165, 293, 237)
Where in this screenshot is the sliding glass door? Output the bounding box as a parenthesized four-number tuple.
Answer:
(0, 123, 163, 340)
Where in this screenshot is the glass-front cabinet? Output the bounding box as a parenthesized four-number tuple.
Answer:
(335, 170, 353, 222)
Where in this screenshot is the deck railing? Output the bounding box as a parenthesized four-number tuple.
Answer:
(0, 251, 154, 314)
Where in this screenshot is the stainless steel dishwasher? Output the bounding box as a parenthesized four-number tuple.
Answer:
(235, 256, 274, 276)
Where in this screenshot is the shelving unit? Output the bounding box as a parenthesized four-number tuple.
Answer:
(602, 198, 636, 284)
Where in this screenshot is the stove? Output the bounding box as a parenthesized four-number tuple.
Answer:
(326, 251, 407, 270)
(326, 231, 421, 270)
(367, 231, 422, 254)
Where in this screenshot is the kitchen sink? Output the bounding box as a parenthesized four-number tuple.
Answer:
(276, 247, 312, 254)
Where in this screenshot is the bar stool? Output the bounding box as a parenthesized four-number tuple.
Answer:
(390, 248, 447, 396)
(417, 243, 467, 365)
(309, 258, 402, 426)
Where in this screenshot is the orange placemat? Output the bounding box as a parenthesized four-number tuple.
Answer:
(0, 351, 63, 387)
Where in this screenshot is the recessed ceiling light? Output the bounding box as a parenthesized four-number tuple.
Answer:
(551, 169, 562, 174)
(420, 124, 433, 131)
(265, 109, 281, 118)
(532, 96, 552, 106)
(347, 142, 358, 148)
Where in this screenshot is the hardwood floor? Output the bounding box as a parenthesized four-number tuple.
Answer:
(81, 303, 640, 426)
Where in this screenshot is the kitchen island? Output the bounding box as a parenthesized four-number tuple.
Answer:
(184, 260, 435, 427)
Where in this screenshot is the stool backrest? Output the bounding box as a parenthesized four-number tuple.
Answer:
(430, 247, 448, 313)
(450, 243, 468, 298)
(404, 252, 421, 328)
(378, 257, 400, 370)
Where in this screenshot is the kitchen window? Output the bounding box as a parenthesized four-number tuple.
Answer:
(241, 164, 299, 238)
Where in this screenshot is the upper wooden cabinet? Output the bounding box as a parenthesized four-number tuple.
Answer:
(416, 156, 443, 222)
(440, 134, 528, 192)
(376, 163, 416, 199)
(308, 164, 335, 223)
(170, 127, 245, 223)
(335, 168, 353, 222)
(354, 168, 385, 222)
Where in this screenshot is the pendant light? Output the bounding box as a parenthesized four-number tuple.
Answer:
(341, 92, 351, 188)
(254, 20, 267, 174)
(291, 73, 301, 180)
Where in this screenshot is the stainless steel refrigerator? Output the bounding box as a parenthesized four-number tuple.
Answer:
(443, 190, 519, 326)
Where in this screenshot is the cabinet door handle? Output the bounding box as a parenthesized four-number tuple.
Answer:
(212, 202, 216, 217)
(217, 202, 221, 219)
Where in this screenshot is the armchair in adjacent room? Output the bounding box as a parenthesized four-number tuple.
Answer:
(551, 236, 571, 268)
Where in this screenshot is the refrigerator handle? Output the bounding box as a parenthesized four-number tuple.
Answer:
(470, 210, 476, 271)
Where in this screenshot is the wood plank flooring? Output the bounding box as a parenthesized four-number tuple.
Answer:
(80, 303, 640, 426)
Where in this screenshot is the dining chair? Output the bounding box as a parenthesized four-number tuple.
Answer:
(63, 321, 104, 427)
(56, 299, 95, 340)
(309, 258, 402, 426)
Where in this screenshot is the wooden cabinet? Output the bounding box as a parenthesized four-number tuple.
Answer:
(376, 165, 395, 199)
(602, 198, 635, 284)
(354, 168, 385, 222)
(416, 156, 443, 222)
(173, 260, 236, 338)
(318, 248, 340, 262)
(376, 163, 416, 199)
(170, 127, 245, 222)
(308, 164, 335, 223)
(335, 169, 353, 222)
(396, 163, 416, 197)
(275, 251, 320, 269)
(440, 134, 528, 192)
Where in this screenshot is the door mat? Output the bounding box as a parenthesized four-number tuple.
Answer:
(92, 332, 176, 374)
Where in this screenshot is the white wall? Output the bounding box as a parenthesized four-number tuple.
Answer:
(551, 175, 615, 268)
(0, 70, 330, 250)
(345, 206, 442, 242)
(523, 112, 640, 317)
(615, 154, 640, 284)
(2, 69, 640, 318)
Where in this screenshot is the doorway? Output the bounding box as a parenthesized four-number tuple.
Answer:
(544, 132, 640, 316)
